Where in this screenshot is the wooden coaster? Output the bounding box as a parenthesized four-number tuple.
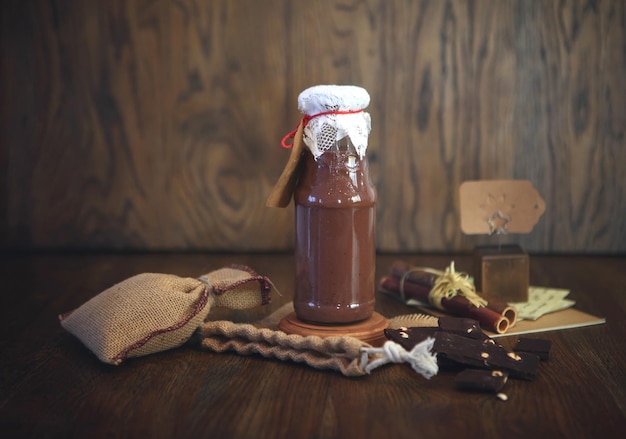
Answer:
(278, 312, 389, 346)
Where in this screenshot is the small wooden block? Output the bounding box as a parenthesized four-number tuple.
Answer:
(278, 312, 388, 346)
(474, 244, 529, 303)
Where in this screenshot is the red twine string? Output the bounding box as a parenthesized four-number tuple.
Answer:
(280, 109, 364, 149)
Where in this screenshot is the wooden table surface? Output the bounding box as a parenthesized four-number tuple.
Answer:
(1, 252, 625, 438)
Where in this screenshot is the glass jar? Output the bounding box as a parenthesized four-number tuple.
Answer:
(293, 135, 377, 324)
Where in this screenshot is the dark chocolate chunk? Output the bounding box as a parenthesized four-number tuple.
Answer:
(386, 326, 541, 380)
(454, 369, 509, 393)
(514, 338, 552, 361)
(438, 317, 485, 340)
(434, 332, 541, 380)
(384, 327, 438, 351)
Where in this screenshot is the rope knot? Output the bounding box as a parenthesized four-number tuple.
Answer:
(380, 340, 406, 364)
(360, 338, 438, 379)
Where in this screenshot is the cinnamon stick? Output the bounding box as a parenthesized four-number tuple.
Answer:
(477, 294, 518, 326)
(380, 275, 431, 302)
(439, 295, 510, 334)
(379, 274, 510, 334)
(388, 261, 517, 327)
(390, 260, 439, 288)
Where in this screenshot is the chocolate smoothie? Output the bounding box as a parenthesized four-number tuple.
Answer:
(294, 144, 377, 324)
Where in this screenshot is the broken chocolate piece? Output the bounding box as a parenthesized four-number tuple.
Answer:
(384, 327, 438, 351)
(385, 326, 541, 380)
(438, 317, 485, 340)
(514, 338, 552, 361)
(434, 332, 540, 380)
(454, 369, 509, 393)
(384, 326, 460, 370)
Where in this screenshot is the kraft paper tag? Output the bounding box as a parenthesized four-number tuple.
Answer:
(459, 180, 545, 235)
(266, 123, 305, 208)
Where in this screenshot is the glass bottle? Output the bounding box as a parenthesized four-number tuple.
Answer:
(293, 135, 377, 324)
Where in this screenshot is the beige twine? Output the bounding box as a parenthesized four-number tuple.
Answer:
(429, 262, 487, 309)
(403, 262, 487, 310)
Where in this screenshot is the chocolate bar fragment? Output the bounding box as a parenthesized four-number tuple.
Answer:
(385, 316, 489, 346)
(514, 338, 552, 361)
(384, 327, 464, 370)
(384, 327, 438, 351)
(454, 369, 509, 393)
(438, 317, 486, 340)
(434, 332, 540, 380)
(385, 326, 541, 380)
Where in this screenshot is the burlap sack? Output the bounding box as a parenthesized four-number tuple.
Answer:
(60, 265, 271, 365)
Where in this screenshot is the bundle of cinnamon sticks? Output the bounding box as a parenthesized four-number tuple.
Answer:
(379, 260, 517, 334)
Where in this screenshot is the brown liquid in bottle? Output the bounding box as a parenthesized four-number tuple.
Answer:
(294, 139, 377, 324)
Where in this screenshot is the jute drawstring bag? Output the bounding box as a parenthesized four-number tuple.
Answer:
(60, 265, 272, 365)
(60, 265, 438, 378)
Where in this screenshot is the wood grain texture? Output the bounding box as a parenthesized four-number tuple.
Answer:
(1, 0, 624, 252)
(0, 252, 625, 438)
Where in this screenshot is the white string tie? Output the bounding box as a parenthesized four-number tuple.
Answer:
(360, 338, 438, 379)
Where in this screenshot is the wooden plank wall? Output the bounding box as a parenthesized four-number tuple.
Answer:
(1, 0, 624, 253)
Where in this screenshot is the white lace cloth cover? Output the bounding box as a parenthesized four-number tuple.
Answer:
(297, 85, 371, 159)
